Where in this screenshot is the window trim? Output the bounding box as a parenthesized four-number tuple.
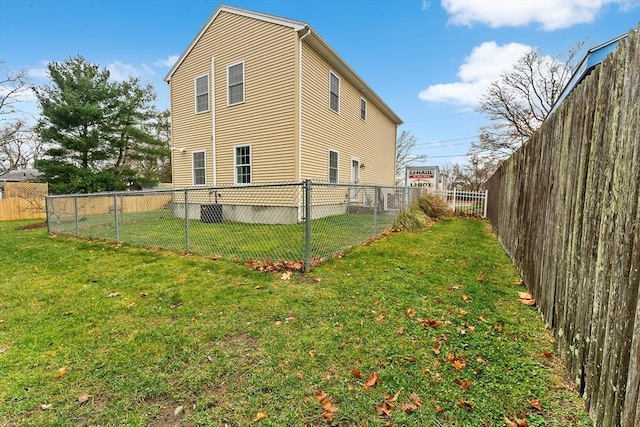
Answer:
(192, 150, 206, 186)
(227, 60, 245, 106)
(234, 144, 252, 185)
(360, 97, 367, 121)
(328, 149, 339, 183)
(329, 71, 340, 113)
(194, 74, 209, 114)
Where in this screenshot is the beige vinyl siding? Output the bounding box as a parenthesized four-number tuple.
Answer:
(300, 43, 397, 186)
(170, 11, 299, 188)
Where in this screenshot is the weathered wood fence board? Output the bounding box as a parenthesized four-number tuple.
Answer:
(485, 27, 639, 427)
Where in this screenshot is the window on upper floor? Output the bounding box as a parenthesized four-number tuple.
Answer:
(228, 61, 245, 106)
(234, 145, 251, 184)
(360, 98, 367, 121)
(329, 150, 339, 183)
(329, 71, 340, 113)
(192, 151, 206, 185)
(195, 75, 209, 113)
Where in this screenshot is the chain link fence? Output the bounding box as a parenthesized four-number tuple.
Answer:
(45, 181, 485, 271)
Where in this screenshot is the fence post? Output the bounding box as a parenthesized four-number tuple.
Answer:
(373, 186, 378, 234)
(113, 195, 119, 243)
(184, 188, 190, 253)
(483, 189, 488, 218)
(74, 197, 79, 237)
(45, 196, 51, 234)
(304, 179, 312, 273)
(452, 188, 457, 213)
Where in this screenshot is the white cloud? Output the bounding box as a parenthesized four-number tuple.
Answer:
(106, 60, 155, 82)
(27, 66, 48, 79)
(418, 41, 531, 106)
(154, 55, 179, 68)
(441, 0, 631, 31)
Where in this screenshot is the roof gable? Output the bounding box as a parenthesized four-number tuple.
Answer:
(164, 4, 305, 82)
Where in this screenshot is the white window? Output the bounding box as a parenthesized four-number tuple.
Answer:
(360, 98, 367, 121)
(192, 151, 206, 185)
(227, 61, 244, 105)
(195, 75, 209, 113)
(234, 145, 251, 184)
(329, 150, 339, 183)
(329, 71, 340, 113)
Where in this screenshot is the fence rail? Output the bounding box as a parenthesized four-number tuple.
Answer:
(46, 181, 486, 270)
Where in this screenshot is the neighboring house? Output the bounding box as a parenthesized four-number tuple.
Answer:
(549, 32, 629, 115)
(0, 168, 42, 199)
(165, 4, 402, 192)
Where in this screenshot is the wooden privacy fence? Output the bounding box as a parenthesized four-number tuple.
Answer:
(0, 182, 48, 221)
(485, 28, 639, 427)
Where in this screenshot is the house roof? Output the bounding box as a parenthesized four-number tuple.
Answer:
(549, 31, 630, 114)
(0, 168, 41, 182)
(164, 4, 402, 125)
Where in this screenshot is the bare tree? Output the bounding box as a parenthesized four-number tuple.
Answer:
(450, 155, 496, 191)
(0, 119, 43, 172)
(396, 130, 426, 177)
(0, 61, 33, 119)
(0, 62, 41, 173)
(471, 43, 583, 160)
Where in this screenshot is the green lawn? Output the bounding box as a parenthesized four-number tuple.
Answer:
(0, 218, 591, 426)
(48, 210, 396, 263)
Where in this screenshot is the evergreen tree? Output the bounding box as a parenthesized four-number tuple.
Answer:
(35, 56, 168, 193)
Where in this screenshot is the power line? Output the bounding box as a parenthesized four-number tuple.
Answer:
(403, 111, 480, 124)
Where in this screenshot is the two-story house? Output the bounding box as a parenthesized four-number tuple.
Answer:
(165, 4, 402, 223)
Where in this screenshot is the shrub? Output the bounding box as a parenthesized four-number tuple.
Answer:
(417, 194, 452, 219)
(392, 209, 432, 231)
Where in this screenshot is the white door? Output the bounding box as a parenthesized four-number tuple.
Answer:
(350, 158, 360, 201)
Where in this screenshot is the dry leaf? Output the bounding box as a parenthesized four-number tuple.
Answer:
(40, 403, 52, 410)
(402, 402, 418, 413)
(455, 378, 472, 390)
(435, 405, 444, 413)
(518, 291, 536, 306)
(504, 417, 518, 427)
(352, 369, 362, 378)
(404, 308, 415, 317)
(396, 327, 405, 335)
(515, 418, 529, 426)
(375, 310, 387, 322)
(126, 301, 135, 308)
(254, 285, 263, 290)
(254, 411, 267, 422)
(417, 318, 443, 328)
(55, 366, 68, 378)
(543, 350, 553, 359)
(476, 276, 484, 284)
(402, 356, 417, 363)
(281, 271, 291, 280)
(107, 292, 120, 298)
(374, 401, 392, 416)
(78, 394, 91, 404)
(296, 372, 303, 379)
(308, 349, 317, 358)
(453, 360, 466, 370)
(322, 411, 333, 420)
(457, 397, 475, 409)
(364, 372, 380, 389)
(528, 399, 543, 412)
(315, 390, 328, 401)
(462, 294, 471, 302)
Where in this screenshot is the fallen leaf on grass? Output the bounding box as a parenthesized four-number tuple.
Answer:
(528, 399, 543, 412)
(543, 351, 553, 359)
(254, 411, 267, 421)
(404, 308, 415, 317)
(78, 394, 91, 404)
(296, 372, 303, 379)
(476, 276, 484, 284)
(308, 349, 317, 358)
(455, 378, 472, 390)
(40, 403, 52, 410)
(518, 292, 536, 306)
(352, 369, 362, 378)
(402, 356, 417, 363)
(374, 401, 393, 416)
(364, 372, 379, 389)
(432, 338, 442, 355)
(457, 397, 475, 409)
(375, 310, 387, 322)
(461, 294, 471, 302)
(281, 271, 292, 280)
(107, 292, 120, 298)
(453, 360, 466, 370)
(126, 301, 135, 308)
(417, 318, 443, 328)
(55, 367, 67, 378)
(435, 405, 445, 413)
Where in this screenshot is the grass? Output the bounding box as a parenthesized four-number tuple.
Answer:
(48, 210, 396, 262)
(0, 218, 591, 426)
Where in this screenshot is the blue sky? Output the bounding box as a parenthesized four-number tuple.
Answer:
(1, 0, 638, 167)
